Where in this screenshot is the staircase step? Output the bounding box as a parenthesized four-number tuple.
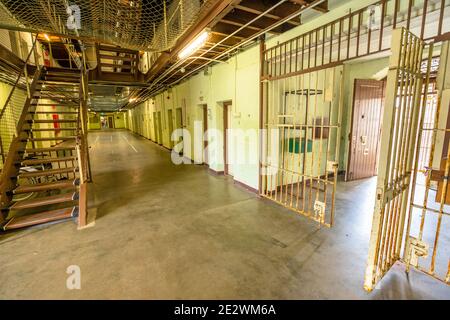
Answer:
(99, 54, 136, 62)
(13, 180, 79, 194)
(11, 192, 78, 209)
(27, 119, 78, 124)
(45, 71, 80, 77)
(43, 77, 80, 83)
(31, 111, 78, 115)
(31, 103, 78, 107)
(22, 136, 77, 142)
(18, 167, 78, 179)
(26, 146, 76, 153)
(21, 156, 77, 166)
(3, 207, 78, 230)
(100, 63, 134, 70)
(33, 96, 78, 100)
(24, 128, 78, 132)
(98, 45, 137, 54)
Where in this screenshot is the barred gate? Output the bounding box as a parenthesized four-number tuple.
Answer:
(260, 52, 343, 227)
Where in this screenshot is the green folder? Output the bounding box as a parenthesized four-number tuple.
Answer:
(287, 138, 313, 154)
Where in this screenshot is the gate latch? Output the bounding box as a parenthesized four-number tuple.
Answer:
(405, 236, 429, 267)
(327, 161, 338, 173)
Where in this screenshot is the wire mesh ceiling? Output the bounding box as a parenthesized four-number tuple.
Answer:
(0, 0, 211, 51)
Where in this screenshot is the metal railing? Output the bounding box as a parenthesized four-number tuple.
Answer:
(0, 34, 40, 169)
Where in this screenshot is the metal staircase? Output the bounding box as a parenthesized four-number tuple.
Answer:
(0, 41, 90, 231)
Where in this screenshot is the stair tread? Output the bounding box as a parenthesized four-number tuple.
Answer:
(31, 111, 78, 114)
(31, 103, 78, 106)
(24, 136, 77, 142)
(26, 146, 76, 153)
(21, 156, 77, 165)
(25, 128, 78, 132)
(18, 167, 78, 178)
(11, 192, 77, 208)
(28, 119, 78, 123)
(14, 180, 78, 194)
(3, 207, 77, 230)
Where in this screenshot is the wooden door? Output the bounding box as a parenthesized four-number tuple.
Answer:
(157, 111, 163, 145)
(223, 101, 232, 175)
(347, 79, 385, 181)
(153, 112, 157, 142)
(167, 109, 174, 149)
(175, 107, 184, 155)
(108, 116, 114, 129)
(203, 105, 208, 164)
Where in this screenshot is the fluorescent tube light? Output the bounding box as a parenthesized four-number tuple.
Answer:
(178, 31, 209, 60)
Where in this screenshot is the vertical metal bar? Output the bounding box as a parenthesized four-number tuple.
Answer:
(420, 0, 429, 39)
(347, 13, 352, 59)
(393, 0, 399, 29)
(438, 0, 445, 36)
(356, 12, 362, 57)
(406, 0, 413, 30)
(379, 1, 386, 51)
(338, 18, 343, 61)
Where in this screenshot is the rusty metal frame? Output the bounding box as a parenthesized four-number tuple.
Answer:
(364, 27, 426, 291)
(262, 0, 449, 82)
(260, 59, 343, 227)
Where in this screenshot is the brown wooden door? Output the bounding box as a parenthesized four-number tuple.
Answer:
(167, 109, 174, 149)
(347, 79, 385, 181)
(203, 105, 208, 164)
(108, 116, 114, 129)
(223, 102, 232, 175)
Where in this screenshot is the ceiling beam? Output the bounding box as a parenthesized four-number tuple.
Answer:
(145, 0, 237, 83)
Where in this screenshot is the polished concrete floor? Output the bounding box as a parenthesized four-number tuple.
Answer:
(0, 129, 449, 299)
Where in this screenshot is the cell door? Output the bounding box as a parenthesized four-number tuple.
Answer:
(167, 109, 174, 149)
(157, 111, 163, 145)
(364, 28, 426, 291)
(108, 116, 114, 129)
(175, 107, 184, 155)
(153, 112, 158, 142)
(202, 105, 208, 165)
(347, 79, 385, 181)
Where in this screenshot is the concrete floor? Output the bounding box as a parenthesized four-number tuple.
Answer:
(0, 129, 449, 299)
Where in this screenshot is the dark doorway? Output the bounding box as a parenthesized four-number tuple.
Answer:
(108, 116, 114, 129)
(202, 105, 208, 165)
(223, 101, 232, 175)
(167, 109, 174, 149)
(347, 79, 385, 181)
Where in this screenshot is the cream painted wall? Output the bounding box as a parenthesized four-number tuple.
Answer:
(127, 45, 260, 189)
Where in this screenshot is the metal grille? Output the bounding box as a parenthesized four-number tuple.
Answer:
(260, 66, 343, 227)
(0, 82, 27, 168)
(404, 41, 449, 286)
(364, 28, 426, 291)
(0, 0, 212, 51)
(262, 0, 450, 82)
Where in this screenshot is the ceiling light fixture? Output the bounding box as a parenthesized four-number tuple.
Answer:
(178, 30, 209, 60)
(43, 34, 50, 41)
